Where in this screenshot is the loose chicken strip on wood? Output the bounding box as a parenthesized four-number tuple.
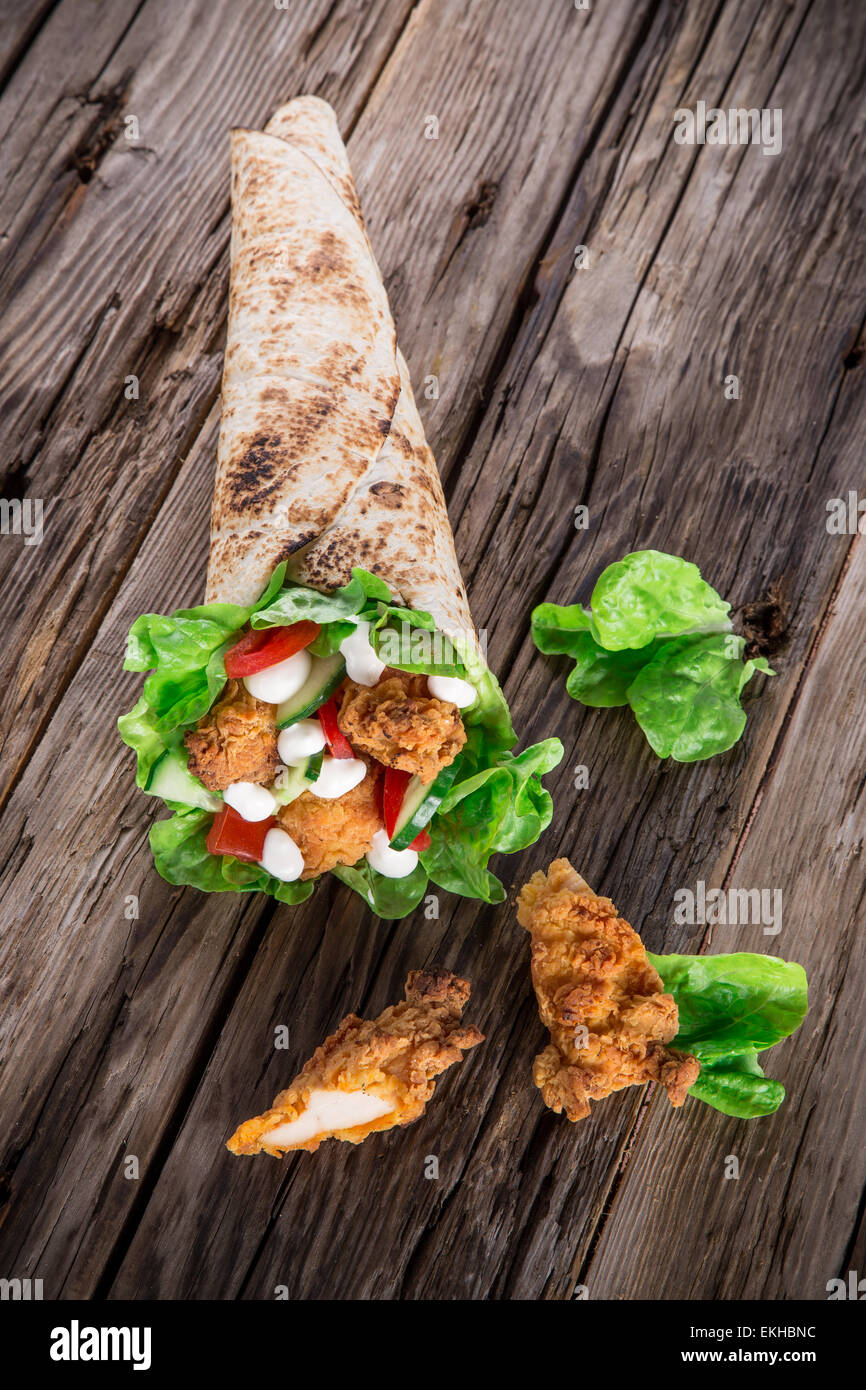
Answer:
(517, 858, 700, 1122)
(227, 968, 483, 1156)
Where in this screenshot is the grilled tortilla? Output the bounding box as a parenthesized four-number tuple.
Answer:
(207, 96, 480, 664)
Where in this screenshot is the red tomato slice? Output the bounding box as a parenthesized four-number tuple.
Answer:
(206, 805, 276, 862)
(409, 828, 431, 852)
(224, 621, 320, 678)
(383, 767, 412, 839)
(317, 696, 354, 759)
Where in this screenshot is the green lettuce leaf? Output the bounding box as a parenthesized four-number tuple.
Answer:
(531, 550, 774, 761)
(589, 550, 731, 650)
(331, 861, 429, 920)
(372, 605, 462, 675)
(686, 1053, 786, 1119)
(422, 734, 564, 902)
(627, 635, 774, 762)
(566, 634, 670, 707)
(150, 809, 315, 905)
(532, 602, 666, 707)
(649, 950, 808, 1119)
(527, 601, 592, 655)
(251, 567, 391, 628)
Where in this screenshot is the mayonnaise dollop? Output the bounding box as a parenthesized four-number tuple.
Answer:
(277, 719, 326, 766)
(339, 621, 385, 686)
(308, 755, 367, 800)
(427, 674, 477, 708)
(258, 827, 304, 881)
(224, 781, 278, 822)
(365, 828, 419, 879)
(243, 649, 311, 704)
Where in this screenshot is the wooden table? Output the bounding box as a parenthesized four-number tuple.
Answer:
(1, 0, 863, 1301)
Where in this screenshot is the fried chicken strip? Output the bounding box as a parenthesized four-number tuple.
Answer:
(338, 668, 466, 785)
(185, 679, 279, 791)
(517, 859, 700, 1121)
(277, 757, 383, 878)
(227, 969, 483, 1155)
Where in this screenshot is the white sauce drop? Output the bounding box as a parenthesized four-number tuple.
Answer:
(243, 648, 311, 704)
(339, 620, 385, 686)
(427, 673, 477, 708)
(277, 719, 326, 765)
(366, 828, 419, 879)
(308, 755, 367, 800)
(258, 827, 304, 882)
(224, 781, 278, 822)
(262, 1089, 394, 1148)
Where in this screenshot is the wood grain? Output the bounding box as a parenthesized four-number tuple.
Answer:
(113, 0, 863, 1299)
(0, 0, 652, 804)
(0, 0, 660, 1295)
(585, 534, 866, 1299)
(0, 0, 864, 1301)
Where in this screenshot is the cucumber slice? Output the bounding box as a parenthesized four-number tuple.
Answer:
(271, 764, 307, 806)
(147, 750, 222, 813)
(390, 759, 462, 850)
(275, 652, 345, 729)
(304, 750, 324, 782)
(271, 751, 324, 805)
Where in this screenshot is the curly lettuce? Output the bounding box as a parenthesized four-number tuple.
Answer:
(120, 567, 562, 915)
(532, 550, 774, 762)
(587, 550, 731, 650)
(650, 950, 808, 1118)
(150, 808, 315, 906)
(119, 563, 289, 788)
(422, 733, 563, 903)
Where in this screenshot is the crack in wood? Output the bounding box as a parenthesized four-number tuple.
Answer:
(66, 70, 135, 184)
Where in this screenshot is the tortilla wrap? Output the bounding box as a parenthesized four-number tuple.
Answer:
(206, 97, 480, 664)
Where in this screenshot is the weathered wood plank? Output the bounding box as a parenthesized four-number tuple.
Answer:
(388, 0, 866, 1300)
(0, 0, 663, 1295)
(585, 534, 866, 1299)
(0, 0, 423, 1292)
(395, 0, 866, 1299)
(0, 0, 653, 807)
(0, 0, 59, 93)
(0, 0, 418, 801)
(105, 0, 864, 1299)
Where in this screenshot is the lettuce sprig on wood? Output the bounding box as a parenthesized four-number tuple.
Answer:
(650, 950, 808, 1118)
(532, 550, 774, 762)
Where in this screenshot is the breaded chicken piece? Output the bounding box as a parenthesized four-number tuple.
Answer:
(517, 859, 700, 1121)
(277, 757, 383, 877)
(185, 679, 278, 791)
(227, 968, 483, 1155)
(338, 668, 466, 785)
